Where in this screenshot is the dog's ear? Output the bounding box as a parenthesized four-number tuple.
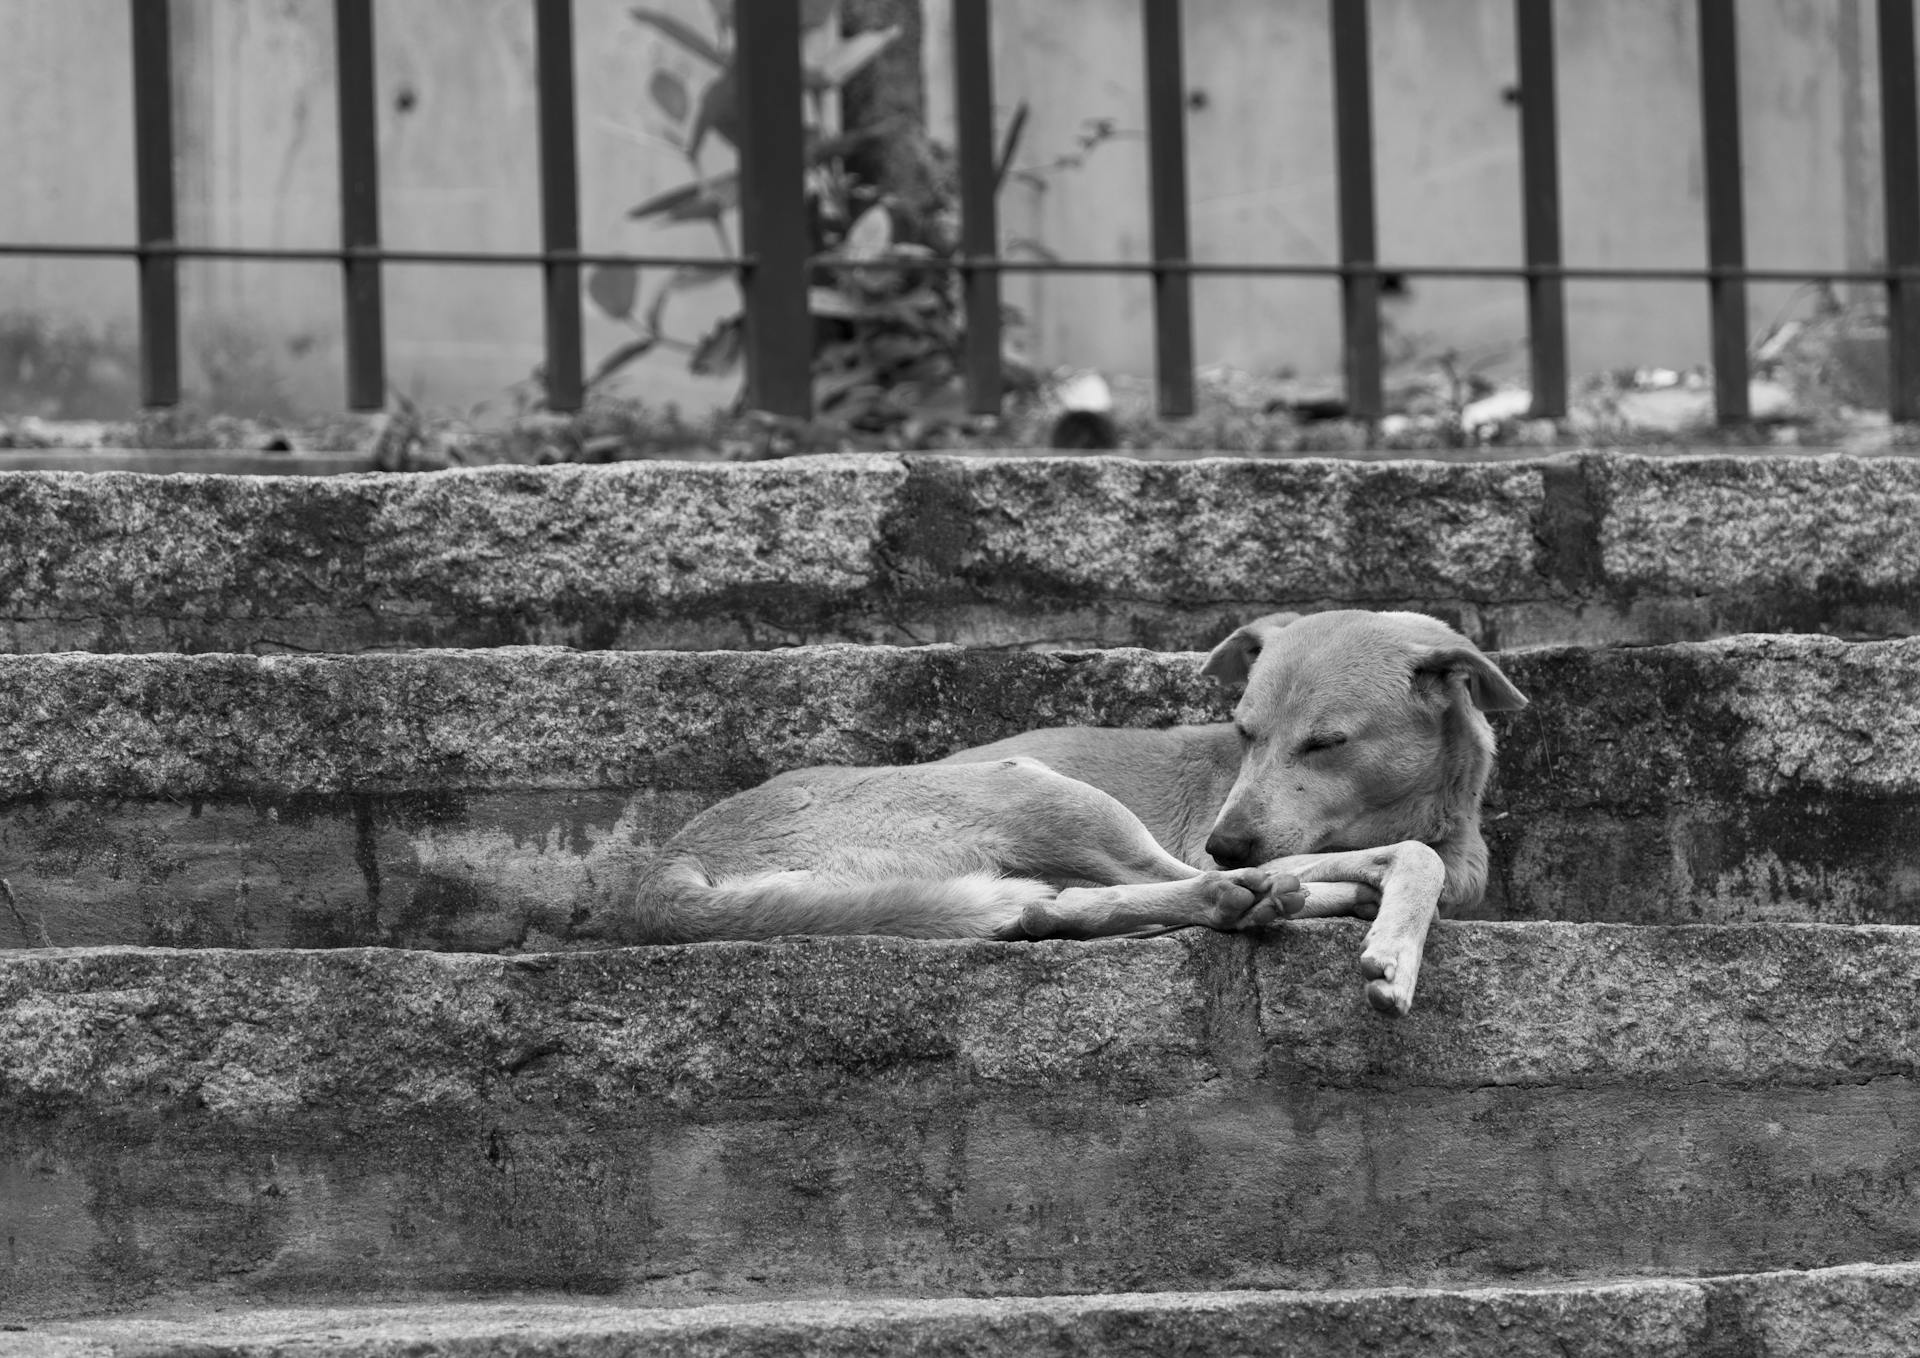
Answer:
(1414, 646, 1528, 712)
(1201, 613, 1301, 690)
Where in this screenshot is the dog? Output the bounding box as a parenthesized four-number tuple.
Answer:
(615, 610, 1526, 1016)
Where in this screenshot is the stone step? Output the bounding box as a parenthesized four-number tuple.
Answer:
(16, 1263, 1920, 1357)
(1, 634, 1914, 949)
(3, 452, 1916, 656)
(4, 926, 1918, 1318)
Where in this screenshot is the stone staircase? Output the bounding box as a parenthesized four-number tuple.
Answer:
(4, 450, 1920, 1355)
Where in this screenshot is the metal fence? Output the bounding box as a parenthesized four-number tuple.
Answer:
(5, 0, 1920, 424)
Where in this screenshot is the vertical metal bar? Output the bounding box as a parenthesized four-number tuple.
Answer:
(1697, 0, 1749, 422)
(1142, 0, 1196, 418)
(735, 0, 812, 417)
(1329, 0, 1382, 420)
(535, 0, 584, 412)
(1880, 0, 1920, 420)
(953, 0, 1001, 415)
(130, 0, 180, 407)
(1514, 0, 1567, 418)
(334, 0, 386, 411)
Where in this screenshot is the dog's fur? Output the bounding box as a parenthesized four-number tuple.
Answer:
(616, 610, 1526, 1015)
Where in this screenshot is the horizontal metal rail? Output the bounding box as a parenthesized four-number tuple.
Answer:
(6, 0, 1913, 422)
(6, 239, 1916, 287)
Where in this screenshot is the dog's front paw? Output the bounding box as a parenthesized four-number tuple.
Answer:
(1359, 945, 1417, 1017)
(1198, 868, 1305, 931)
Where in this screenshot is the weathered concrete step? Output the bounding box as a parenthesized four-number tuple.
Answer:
(0, 449, 378, 477)
(3, 926, 1918, 1317)
(17, 1263, 1920, 1357)
(2, 634, 1916, 949)
(4, 451, 1917, 656)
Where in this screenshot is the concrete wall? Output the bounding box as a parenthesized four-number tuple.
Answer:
(928, 0, 1886, 388)
(0, 0, 743, 419)
(0, 0, 1890, 418)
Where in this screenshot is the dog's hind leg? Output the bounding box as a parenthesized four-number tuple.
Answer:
(1009, 868, 1289, 940)
(1263, 842, 1447, 1018)
(636, 858, 1294, 944)
(619, 758, 1303, 945)
(632, 859, 1060, 942)
(979, 760, 1303, 939)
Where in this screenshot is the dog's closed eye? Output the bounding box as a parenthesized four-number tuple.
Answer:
(1297, 732, 1349, 756)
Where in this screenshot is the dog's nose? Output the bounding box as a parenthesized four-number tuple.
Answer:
(1207, 831, 1256, 869)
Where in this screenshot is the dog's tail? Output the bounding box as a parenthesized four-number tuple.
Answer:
(598, 858, 1057, 944)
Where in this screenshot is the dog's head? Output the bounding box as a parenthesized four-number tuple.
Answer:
(1198, 610, 1526, 906)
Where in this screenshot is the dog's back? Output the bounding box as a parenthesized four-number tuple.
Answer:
(941, 724, 1237, 865)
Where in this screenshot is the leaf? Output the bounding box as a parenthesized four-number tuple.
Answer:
(690, 315, 745, 377)
(816, 365, 881, 411)
(646, 263, 739, 335)
(910, 376, 972, 423)
(648, 70, 691, 123)
(688, 67, 739, 156)
(809, 286, 865, 319)
(807, 26, 900, 89)
(807, 126, 886, 165)
(815, 339, 867, 372)
(876, 286, 945, 319)
(670, 262, 736, 289)
(840, 386, 896, 429)
(868, 332, 938, 367)
(629, 7, 726, 66)
(627, 172, 739, 223)
(824, 381, 889, 424)
(1005, 237, 1063, 264)
(586, 263, 640, 320)
(587, 334, 659, 391)
(627, 181, 704, 221)
(995, 101, 1030, 192)
(842, 205, 892, 262)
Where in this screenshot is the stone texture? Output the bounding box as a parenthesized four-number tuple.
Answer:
(0, 459, 904, 655)
(14, 1079, 1919, 1321)
(0, 647, 1224, 800)
(1597, 454, 1920, 599)
(9, 452, 1920, 655)
(919, 457, 1544, 624)
(21, 1265, 1920, 1358)
(1718, 1261, 1920, 1356)
(3, 1278, 1712, 1357)
(9, 635, 1920, 802)
(1259, 922, 1920, 1086)
(0, 790, 681, 952)
(1495, 633, 1920, 805)
(4, 931, 1920, 1317)
(7, 925, 1916, 1113)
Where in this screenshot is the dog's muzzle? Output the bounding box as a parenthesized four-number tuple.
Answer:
(1206, 831, 1259, 869)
